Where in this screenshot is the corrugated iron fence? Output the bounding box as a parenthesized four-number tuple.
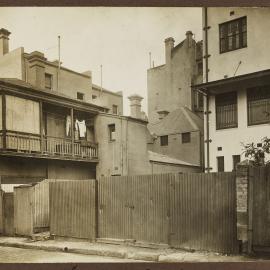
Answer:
(98, 172, 238, 253)
(50, 180, 96, 240)
(252, 166, 270, 248)
(13, 180, 50, 235)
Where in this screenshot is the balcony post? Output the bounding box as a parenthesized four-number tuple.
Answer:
(71, 107, 74, 156)
(39, 101, 44, 154)
(2, 94, 6, 150)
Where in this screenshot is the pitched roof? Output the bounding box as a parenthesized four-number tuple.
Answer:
(148, 107, 203, 136)
(148, 151, 200, 167)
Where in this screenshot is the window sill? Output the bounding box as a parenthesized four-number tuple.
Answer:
(220, 45, 247, 55)
(216, 125, 238, 131)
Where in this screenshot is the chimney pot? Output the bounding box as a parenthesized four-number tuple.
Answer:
(128, 94, 143, 119)
(186, 31, 193, 48)
(164, 37, 175, 65)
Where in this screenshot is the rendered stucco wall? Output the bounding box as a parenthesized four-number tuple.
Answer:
(26, 61, 92, 102)
(147, 37, 201, 123)
(207, 89, 270, 172)
(0, 47, 24, 80)
(149, 131, 202, 166)
(203, 7, 270, 172)
(205, 7, 270, 82)
(91, 88, 123, 115)
(95, 114, 151, 177)
(150, 162, 201, 174)
(0, 156, 95, 183)
(47, 160, 96, 180)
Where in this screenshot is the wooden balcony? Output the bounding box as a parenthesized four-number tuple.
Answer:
(0, 130, 98, 162)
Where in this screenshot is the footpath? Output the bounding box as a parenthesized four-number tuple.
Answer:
(0, 235, 265, 262)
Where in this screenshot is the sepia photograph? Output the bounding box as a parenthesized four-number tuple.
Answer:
(0, 2, 269, 267)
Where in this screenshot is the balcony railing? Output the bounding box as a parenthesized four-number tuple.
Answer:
(0, 130, 98, 160)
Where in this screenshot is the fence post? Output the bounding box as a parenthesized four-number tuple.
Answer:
(247, 166, 254, 254)
(235, 163, 249, 253)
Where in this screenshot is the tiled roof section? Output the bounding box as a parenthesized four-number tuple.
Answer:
(148, 107, 203, 136)
(148, 150, 200, 167)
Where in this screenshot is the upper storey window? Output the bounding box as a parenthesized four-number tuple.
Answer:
(219, 16, 247, 53)
(45, 73, 53, 90)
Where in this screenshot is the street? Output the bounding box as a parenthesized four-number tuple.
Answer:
(0, 246, 143, 263)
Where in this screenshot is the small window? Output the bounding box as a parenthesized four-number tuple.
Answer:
(217, 156, 225, 172)
(108, 124, 116, 141)
(247, 85, 270, 126)
(216, 91, 238, 130)
(182, 132, 191, 143)
(77, 92, 85, 101)
(219, 16, 247, 53)
(232, 155, 240, 171)
(45, 73, 52, 90)
(160, 135, 168, 146)
(92, 95, 97, 100)
(112, 105, 118, 115)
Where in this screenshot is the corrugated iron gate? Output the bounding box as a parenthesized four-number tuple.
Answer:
(170, 172, 238, 253)
(98, 172, 238, 253)
(33, 180, 50, 231)
(14, 186, 33, 236)
(98, 174, 171, 244)
(252, 166, 270, 249)
(50, 180, 96, 240)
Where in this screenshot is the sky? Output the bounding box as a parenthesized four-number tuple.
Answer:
(0, 7, 202, 115)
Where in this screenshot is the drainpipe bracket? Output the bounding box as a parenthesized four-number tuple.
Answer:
(203, 54, 211, 59)
(204, 139, 212, 143)
(203, 26, 211, 31)
(204, 110, 212, 115)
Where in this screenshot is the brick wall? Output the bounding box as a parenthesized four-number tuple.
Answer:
(236, 164, 249, 252)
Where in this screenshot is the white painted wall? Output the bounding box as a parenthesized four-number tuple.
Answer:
(208, 89, 270, 172)
(203, 7, 270, 172)
(205, 7, 270, 82)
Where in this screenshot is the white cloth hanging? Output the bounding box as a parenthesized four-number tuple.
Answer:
(66, 115, 71, 136)
(76, 119, 86, 138)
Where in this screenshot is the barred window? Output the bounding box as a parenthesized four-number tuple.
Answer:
(247, 86, 270, 126)
(216, 91, 238, 130)
(219, 17, 247, 53)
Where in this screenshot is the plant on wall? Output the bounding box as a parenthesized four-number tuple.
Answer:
(242, 137, 270, 166)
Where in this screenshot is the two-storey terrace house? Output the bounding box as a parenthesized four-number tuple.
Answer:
(194, 7, 270, 172)
(0, 28, 151, 190)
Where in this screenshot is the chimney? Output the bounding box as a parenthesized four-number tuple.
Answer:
(157, 110, 169, 120)
(0, 28, 11, 56)
(186, 30, 193, 48)
(27, 51, 46, 88)
(128, 94, 143, 119)
(164, 37, 175, 65)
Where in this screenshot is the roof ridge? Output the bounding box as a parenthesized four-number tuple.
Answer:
(181, 107, 199, 130)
